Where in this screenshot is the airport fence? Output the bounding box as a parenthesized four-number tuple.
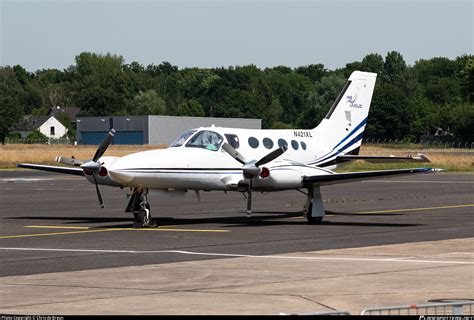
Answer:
(363, 138, 474, 149)
(283, 301, 474, 316)
(280, 310, 351, 316)
(360, 301, 474, 316)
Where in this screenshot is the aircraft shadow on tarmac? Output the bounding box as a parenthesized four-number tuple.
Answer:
(6, 210, 421, 229)
(325, 210, 405, 216)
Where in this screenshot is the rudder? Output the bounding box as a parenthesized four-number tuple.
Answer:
(312, 71, 377, 165)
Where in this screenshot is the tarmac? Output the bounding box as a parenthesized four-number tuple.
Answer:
(0, 171, 473, 315)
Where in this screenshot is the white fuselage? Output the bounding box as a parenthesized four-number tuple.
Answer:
(103, 126, 337, 191)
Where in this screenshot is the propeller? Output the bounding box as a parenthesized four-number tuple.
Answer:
(77, 128, 116, 209)
(222, 142, 287, 217)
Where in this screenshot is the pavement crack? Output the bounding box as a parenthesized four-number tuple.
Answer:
(297, 295, 337, 311)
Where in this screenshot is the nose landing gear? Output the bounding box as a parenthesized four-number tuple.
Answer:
(126, 188, 157, 228)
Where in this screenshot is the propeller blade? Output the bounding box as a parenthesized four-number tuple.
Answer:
(255, 145, 287, 167)
(55, 156, 83, 166)
(92, 174, 105, 209)
(222, 143, 247, 165)
(93, 128, 116, 162)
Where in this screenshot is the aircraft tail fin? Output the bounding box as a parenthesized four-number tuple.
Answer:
(313, 71, 377, 165)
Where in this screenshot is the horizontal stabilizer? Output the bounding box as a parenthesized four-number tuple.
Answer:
(336, 153, 430, 164)
(303, 167, 442, 186)
(55, 156, 84, 166)
(17, 163, 84, 176)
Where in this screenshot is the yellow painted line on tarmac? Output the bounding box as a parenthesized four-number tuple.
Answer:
(0, 229, 118, 239)
(126, 228, 229, 233)
(24, 225, 229, 233)
(26, 225, 91, 230)
(289, 215, 335, 220)
(0, 225, 230, 240)
(356, 204, 474, 215)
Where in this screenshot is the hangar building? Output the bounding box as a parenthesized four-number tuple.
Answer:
(76, 115, 262, 145)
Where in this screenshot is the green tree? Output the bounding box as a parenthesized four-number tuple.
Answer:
(383, 51, 407, 83)
(301, 73, 346, 128)
(424, 77, 461, 105)
(26, 130, 49, 144)
(75, 52, 124, 77)
(447, 103, 474, 141)
(263, 97, 284, 128)
(361, 53, 384, 74)
(459, 56, 474, 103)
(71, 52, 130, 115)
(0, 67, 26, 144)
(295, 64, 327, 83)
(265, 67, 313, 126)
(177, 99, 205, 117)
(77, 86, 126, 116)
(342, 61, 363, 78)
(129, 90, 166, 115)
(366, 83, 414, 140)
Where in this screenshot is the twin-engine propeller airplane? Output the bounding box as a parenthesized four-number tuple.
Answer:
(18, 71, 442, 227)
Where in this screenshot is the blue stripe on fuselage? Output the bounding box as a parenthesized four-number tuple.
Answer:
(314, 117, 367, 164)
(312, 132, 364, 166)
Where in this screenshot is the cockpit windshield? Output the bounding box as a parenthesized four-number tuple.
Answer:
(185, 130, 223, 151)
(169, 130, 197, 147)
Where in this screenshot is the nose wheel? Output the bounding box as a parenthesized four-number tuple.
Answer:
(127, 188, 157, 228)
(133, 203, 157, 228)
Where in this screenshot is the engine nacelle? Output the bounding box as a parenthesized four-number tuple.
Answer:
(264, 167, 303, 190)
(83, 156, 123, 187)
(254, 162, 335, 191)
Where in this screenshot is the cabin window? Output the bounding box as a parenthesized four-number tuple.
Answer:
(301, 141, 307, 150)
(185, 130, 223, 151)
(248, 137, 259, 148)
(50, 126, 55, 136)
(169, 129, 197, 147)
(277, 139, 288, 149)
(225, 134, 240, 149)
(291, 140, 299, 150)
(262, 138, 273, 149)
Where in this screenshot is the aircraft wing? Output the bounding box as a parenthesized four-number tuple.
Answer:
(17, 163, 84, 176)
(303, 167, 440, 186)
(336, 153, 430, 163)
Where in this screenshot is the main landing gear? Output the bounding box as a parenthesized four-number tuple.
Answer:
(303, 186, 325, 224)
(126, 188, 157, 228)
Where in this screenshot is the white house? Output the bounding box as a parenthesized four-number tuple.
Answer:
(11, 115, 68, 140)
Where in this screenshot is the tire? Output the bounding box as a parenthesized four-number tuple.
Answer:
(133, 210, 146, 228)
(306, 202, 323, 224)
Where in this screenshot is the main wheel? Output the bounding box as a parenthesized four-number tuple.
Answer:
(133, 210, 146, 228)
(306, 202, 323, 224)
(133, 207, 157, 228)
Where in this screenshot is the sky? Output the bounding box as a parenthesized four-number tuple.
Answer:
(1, 0, 472, 72)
